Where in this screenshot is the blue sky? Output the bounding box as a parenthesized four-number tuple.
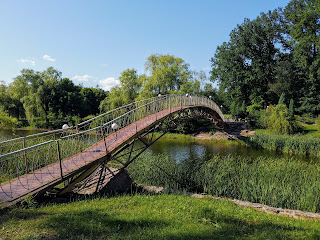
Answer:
(0, 0, 291, 91)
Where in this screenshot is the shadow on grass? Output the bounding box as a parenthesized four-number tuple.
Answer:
(29, 208, 168, 239)
(2, 202, 320, 240)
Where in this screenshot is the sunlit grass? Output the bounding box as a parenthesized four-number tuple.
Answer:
(0, 194, 320, 240)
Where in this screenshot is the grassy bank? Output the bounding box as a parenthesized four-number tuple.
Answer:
(248, 132, 320, 156)
(128, 152, 320, 213)
(152, 132, 240, 145)
(1, 194, 320, 239)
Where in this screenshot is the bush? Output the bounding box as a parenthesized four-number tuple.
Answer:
(246, 110, 267, 129)
(264, 104, 300, 134)
(296, 113, 315, 124)
(82, 115, 96, 122)
(0, 111, 19, 129)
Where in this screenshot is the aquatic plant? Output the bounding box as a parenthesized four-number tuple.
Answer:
(128, 152, 320, 212)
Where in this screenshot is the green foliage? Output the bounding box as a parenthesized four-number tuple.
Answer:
(142, 54, 192, 96)
(289, 98, 294, 119)
(278, 93, 285, 105)
(7, 67, 107, 128)
(0, 111, 19, 129)
(80, 87, 107, 116)
(82, 115, 96, 122)
(211, 0, 320, 116)
(284, 0, 320, 115)
(249, 132, 320, 156)
(296, 113, 315, 124)
(264, 104, 300, 134)
(129, 152, 320, 213)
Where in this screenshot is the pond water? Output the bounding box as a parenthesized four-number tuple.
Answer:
(1, 129, 318, 163)
(0, 129, 46, 141)
(144, 138, 319, 163)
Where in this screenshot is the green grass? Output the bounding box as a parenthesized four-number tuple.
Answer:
(152, 132, 194, 140)
(128, 152, 320, 213)
(301, 123, 320, 137)
(248, 132, 320, 156)
(1, 194, 320, 239)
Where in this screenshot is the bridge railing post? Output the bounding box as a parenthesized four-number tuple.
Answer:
(101, 126, 108, 153)
(76, 125, 82, 153)
(134, 108, 137, 133)
(56, 140, 63, 179)
(23, 137, 29, 174)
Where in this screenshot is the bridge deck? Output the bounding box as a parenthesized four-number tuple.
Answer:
(0, 106, 188, 206)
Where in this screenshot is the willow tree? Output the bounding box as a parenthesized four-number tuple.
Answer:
(139, 54, 193, 98)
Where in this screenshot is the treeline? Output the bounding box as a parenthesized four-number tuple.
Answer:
(211, 0, 320, 117)
(99, 54, 219, 112)
(0, 67, 107, 128)
(0, 54, 216, 129)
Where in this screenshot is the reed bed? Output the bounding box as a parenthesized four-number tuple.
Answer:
(128, 152, 320, 213)
(248, 133, 320, 156)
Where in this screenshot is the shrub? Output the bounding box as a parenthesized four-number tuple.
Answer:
(0, 111, 19, 129)
(82, 115, 96, 122)
(296, 113, 315, 124)
(265, 104, 300, 134)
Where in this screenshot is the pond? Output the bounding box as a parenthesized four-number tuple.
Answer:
(144, 138, 319, 163)
(0, 129, 46, 141)
(1, 128, 318, 163)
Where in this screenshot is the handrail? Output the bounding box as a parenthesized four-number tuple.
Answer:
(0, 94, 224, 202)
(77, 95, 166, 127)
(0, 127, 72, 145)
(0, 94, 224, 156)
(0, 140, 55, 160)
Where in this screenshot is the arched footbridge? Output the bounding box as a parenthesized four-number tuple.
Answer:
(0, 94, 224, 206)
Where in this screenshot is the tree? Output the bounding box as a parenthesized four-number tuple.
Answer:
(0, 81, 23, 118)
(119, 69, 141, 102)
(211, 10, 286, 110)
(140, 54, 192, 97)
(81, 87, 107, 116)
(284, 0, 320, 115)
(99, 69, 142, 112)
(265, 104, 299, 134)
(10, 67, 88, 127)
(278, 93, 286, 105)
(289, 98, 295, 119)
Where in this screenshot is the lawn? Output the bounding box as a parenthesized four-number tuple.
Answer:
(1, 194, 320, 239)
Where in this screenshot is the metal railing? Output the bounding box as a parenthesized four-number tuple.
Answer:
(0, 94, 224, 200)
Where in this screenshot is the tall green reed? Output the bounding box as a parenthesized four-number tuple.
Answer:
(248, 133, 320, 156)
(128, 152, 320, 212)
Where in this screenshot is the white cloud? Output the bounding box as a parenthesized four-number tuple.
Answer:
(72, 74, 94, 82)
(17, 58, 36, 66)
(99, 77, 120, 91)
(42, 54, 56, 62)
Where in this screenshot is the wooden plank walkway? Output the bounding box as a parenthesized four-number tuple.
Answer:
(0, 106, 189, 206)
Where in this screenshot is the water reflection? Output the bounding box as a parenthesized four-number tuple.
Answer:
(1, 129, 318, 163)
(0, 129, 46, 141)
(143, 138, 319, 163)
